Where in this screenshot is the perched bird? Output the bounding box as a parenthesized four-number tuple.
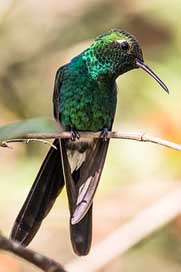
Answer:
(10, 29, 169, 256)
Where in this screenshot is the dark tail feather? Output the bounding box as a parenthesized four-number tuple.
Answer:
(70, 204, 92, 256)
(68, 139, 109, 256)
(60, 141, 93, 256)
(10, 139, 65, 246)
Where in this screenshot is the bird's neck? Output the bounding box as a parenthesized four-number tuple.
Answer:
(81, 47, 117, 82)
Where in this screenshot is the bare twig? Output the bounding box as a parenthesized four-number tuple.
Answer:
(1, 138, 57, 149)
(0, 234, 66, 272)
(0, 131, 181, 152)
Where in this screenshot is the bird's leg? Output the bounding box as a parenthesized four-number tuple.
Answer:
(100, 128, 109, 141)
(71, 128, 80, 141)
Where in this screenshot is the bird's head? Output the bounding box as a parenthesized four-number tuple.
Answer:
(84, 29, 168, 93)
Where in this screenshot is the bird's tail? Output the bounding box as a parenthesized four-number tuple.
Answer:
(70, 204, 92, 256)
(10, 139, 65, 246)
(10, 139, 92, 256)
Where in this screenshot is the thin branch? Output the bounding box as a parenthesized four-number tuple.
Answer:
(1, 138, 57, 149)
(0, 234, 66, 272)
(0, 131, 181, 152)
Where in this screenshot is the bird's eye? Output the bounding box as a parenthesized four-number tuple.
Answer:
(120, 41, 129, 50)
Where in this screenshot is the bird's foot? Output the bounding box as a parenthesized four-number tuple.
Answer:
(100, 128, 109, 141)
(71, 129, 80, 141)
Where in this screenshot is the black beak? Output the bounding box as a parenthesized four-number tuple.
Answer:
(136, 59, 169, 94)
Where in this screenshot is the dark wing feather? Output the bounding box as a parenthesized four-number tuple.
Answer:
(59, 138, 109, 254)
(70, 204, 93, 256)
(59, 139, 77, 211)
(71, 139, 109, 224)
(60, 139, 93, 255)
(10, 139, 64, 245)
(53, 65, 66, 121)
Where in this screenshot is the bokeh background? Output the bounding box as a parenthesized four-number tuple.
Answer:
(0, 0, 181, 271)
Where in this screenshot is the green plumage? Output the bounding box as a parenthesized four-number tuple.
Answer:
(11, 29, 168, 257)
(59, 29, 143, 131)
(59, 56, 117, 131)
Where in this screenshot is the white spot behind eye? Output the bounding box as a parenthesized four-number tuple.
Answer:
(116, 39, 130, 50)
(117, 39, 128, 45)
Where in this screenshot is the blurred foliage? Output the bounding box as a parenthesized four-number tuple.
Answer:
(0, 0, 181, 271)
(0, 117, 56, 141)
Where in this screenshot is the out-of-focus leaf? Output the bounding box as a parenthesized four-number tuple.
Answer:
(0, 117, 57, 141)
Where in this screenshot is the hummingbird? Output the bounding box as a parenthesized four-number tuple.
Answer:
(10, 29, 169, 256)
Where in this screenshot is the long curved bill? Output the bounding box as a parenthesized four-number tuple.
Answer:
(136, 59, 169, 93)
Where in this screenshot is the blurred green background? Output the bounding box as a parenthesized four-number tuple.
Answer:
(0, 0, 181, 271)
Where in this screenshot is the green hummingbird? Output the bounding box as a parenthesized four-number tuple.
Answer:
(10, 29, 168, 256)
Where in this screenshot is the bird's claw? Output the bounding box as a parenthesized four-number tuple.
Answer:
(71, 129, 80, 141)
(100, 128, 109, 141)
